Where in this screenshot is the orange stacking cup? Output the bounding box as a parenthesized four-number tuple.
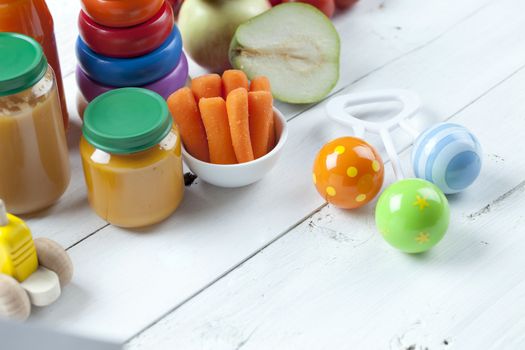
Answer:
(81, 0, 164, 28)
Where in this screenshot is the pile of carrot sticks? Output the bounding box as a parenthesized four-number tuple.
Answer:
(168, 70, 276, 164)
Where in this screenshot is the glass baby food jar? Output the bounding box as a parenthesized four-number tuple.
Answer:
(80, 88, 184, 228)
(0, 0, 69, 128)
(0, 33, 70, 214)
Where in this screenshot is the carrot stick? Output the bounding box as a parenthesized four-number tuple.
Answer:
(167, 88, 210, 162)
(222, 70, 249, 97)
(191, 74, 222, 101)
(199, 97, 238, 165)
(250, 76, 271, 93)
(248, 91, 274, 159)
(249, 76, 275, 151)
(226, 88, 254, 163)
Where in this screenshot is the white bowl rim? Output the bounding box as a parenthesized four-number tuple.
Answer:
(182, 106, 289, 169)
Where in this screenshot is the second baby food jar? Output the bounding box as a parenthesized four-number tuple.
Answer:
(0, 33, 70, 214)
(80, 88, 184, 228)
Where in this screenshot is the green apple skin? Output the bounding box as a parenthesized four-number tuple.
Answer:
(178, 0, 270, 73)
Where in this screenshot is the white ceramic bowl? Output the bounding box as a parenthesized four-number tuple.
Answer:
(182, 107, 288, 188)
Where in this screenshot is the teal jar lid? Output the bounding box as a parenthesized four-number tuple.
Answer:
(83, 88, 173, 154)
(0, 33, 48, 97)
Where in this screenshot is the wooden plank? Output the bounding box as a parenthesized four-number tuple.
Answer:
(28, 0, 525, 342)
(127, 54, 525, 350)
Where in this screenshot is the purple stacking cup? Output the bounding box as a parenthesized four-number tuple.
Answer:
(77, 52, 188, 102)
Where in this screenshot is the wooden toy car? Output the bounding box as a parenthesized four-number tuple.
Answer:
(0, 200, 73, 321)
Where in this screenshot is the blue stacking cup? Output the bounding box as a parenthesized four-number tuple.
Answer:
(76, 26, 182, 87)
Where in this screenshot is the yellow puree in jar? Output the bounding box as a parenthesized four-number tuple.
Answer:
(80, 129, 184, 228)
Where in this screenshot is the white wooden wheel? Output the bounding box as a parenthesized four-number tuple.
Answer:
(0, 274, 31, 321)
(34, 238, 73, 287)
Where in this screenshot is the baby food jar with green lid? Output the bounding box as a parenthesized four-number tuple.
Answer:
(80, 88, 184, 228)
(0, 33, 70, 214)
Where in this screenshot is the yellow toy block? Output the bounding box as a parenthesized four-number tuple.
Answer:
(0, 203, 38, 283)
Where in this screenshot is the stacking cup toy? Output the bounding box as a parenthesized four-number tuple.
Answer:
(78, 2, 174, 58)
(77, 0, 189, 122)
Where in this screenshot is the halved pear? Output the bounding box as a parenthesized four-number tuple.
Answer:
(229, 3, 341, 104)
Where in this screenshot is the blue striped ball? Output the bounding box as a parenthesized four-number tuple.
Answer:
(412, 123, 482, 194)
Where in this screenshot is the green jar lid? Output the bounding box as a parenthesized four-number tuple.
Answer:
(83, 88, 173, 154)
(0, 33, 48, 97)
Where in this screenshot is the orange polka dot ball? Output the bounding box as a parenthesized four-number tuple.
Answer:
(312, 137, 384, 209)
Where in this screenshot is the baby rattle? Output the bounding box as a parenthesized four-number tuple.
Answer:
(0, 200, 73, 320)
(316, 90, 482, 253)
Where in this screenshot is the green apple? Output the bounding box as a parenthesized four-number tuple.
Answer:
(229, 3, 340, 104)
(178, 0, 270, 73)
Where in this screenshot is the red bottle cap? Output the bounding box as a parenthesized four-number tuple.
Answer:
(78, 2, 174, 58)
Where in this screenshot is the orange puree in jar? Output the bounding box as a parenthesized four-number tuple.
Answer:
(80, 88, 184, 228)
(0, 34, 70, 214)
(0, 0, 69, 129)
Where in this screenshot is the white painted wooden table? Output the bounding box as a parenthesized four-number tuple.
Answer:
(24, 0, 525, 348)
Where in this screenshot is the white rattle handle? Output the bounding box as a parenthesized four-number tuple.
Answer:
(326, 89, 422, 181)
(326, 89, 420, 133)
(380, 128, 406, 180)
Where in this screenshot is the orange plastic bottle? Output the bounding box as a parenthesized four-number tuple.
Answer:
(0, 0, 69, 129)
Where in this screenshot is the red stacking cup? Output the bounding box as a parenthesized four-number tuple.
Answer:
(78, 2, 174, 58)
(81, 0, 164, 28)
